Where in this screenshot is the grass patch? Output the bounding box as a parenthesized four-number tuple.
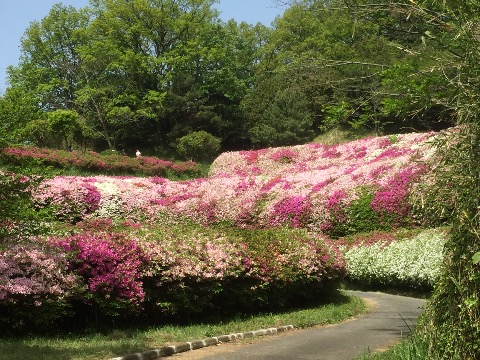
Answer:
(0, 291, 366, 360)
(354, 335, 429, 359)
(314, 127, 377, 145)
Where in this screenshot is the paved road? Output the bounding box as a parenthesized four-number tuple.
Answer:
(171, 291, 427, 360)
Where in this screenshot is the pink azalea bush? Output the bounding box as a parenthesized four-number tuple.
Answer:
(2, 131, 445, 327)
(34, 131, 438, 236)
(0, 222, 347, 324)
(0, 240, 80, 328)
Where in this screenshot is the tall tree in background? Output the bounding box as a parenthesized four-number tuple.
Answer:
(246, 0, 404, 138)
(2, 0, 264, 152)
(78, 0, 220, 150)
(2, 4, 89, 145)
(0, 0, 457, 152)
(9, 4, 90, 111)
(267, 0, 455, 135)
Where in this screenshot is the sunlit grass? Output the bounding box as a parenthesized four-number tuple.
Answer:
(314, 127, 377, 145)
(0, 292, 366, 360)
(354, 335, 429, 360)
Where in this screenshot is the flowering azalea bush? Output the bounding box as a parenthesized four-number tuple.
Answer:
(135, 224, 345, 316)
(0, 240, 80, 329)
(0, 219, 346, 326)
(33, 131, 438, 235)
(342, 228, 448, 289)
(50, 231, 148, 316)
(0, 146, 201, 178)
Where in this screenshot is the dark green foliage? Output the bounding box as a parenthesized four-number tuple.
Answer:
(324, 185, 413, 239)
(175, 131, 221, 162)
(0, 0, 459, 153)
(46, 110, 83, 149)
(0, 172, 52, 241)
(419, 124, 480, 359)
(383, 1, 480, 358)
(245, 85, 314, 147)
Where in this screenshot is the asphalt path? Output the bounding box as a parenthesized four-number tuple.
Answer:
(171, 291, 427, 360)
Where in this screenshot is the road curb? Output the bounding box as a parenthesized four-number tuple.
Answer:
(108, 325, 295, 360)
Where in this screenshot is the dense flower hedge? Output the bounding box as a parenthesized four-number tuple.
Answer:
(342, 228, 448, 289)
(33, 131, 438, 236)
(0, 222, 345, 328)
(0, 146, 200, 178)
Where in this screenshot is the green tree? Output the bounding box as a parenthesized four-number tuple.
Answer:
(47, 109, 82, 149)
(0, 87, 42, 144)
(2, 4, 89, 145)
(248, 0, 404, 139)
(245, 85, 313, 147)
(23, 119, 53, 148)
(77, 0, 258, 151)
(2, 0, 263, 152)
(11, 4, 89, 111)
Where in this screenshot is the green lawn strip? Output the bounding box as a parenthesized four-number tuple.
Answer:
(0, 292, 366, 360)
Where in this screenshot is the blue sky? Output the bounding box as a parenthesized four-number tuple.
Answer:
(0, 0, 284, 94)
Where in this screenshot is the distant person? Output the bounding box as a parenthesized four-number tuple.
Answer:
(136, 150, 141, 157)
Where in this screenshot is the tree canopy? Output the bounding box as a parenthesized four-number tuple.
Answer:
(1, 0, 454, 154)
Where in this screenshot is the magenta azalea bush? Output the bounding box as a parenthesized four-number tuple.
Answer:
(34, 131, 437, 236)
(50, 231, 148, 316)
(0, 146, 201, 178)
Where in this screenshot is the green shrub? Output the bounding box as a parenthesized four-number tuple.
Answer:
(175, 131, 221, 162)
(0, 172, 53, 241)
(325, 186, 410, 238)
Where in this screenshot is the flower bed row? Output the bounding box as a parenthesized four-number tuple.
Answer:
(0, 221, 345, 330)
(33, 131, 438, 236)
(0, 146, 201, 178)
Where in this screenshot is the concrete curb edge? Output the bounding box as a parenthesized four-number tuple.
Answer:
(108, 325, 295, 360)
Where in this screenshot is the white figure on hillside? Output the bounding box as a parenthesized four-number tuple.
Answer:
(136, 150, 141, 157)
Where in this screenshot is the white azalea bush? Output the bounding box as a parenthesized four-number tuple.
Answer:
(343, 228, 448, 289)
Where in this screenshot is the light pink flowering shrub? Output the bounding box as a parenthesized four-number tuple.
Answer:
(135, 224, 346, 316)
(221, 228, 346, 311)
(0, 241, 80, 328)
(34, 176, 101, 223)
(0, 220, 346, 324)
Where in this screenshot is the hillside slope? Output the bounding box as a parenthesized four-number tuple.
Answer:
(35, 131, 439, 235)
